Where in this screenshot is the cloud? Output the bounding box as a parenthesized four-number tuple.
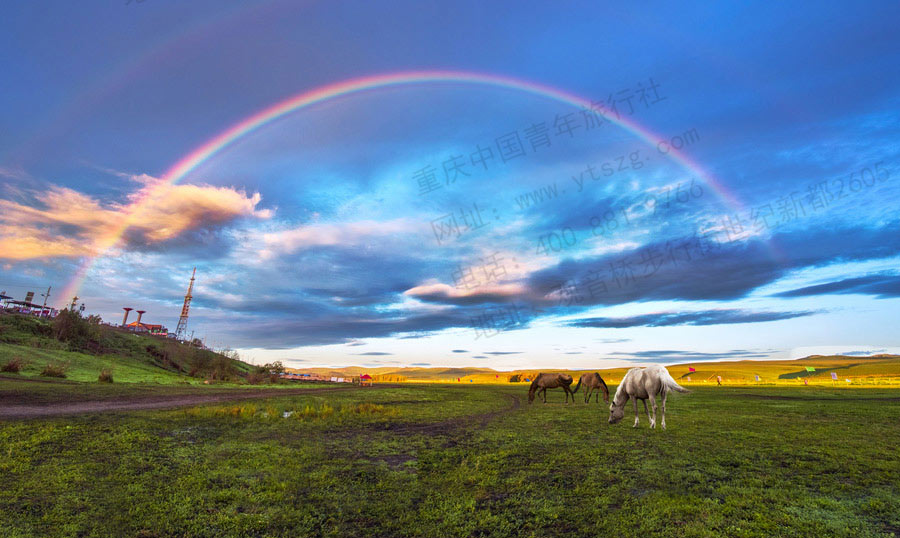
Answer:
(526, 221, 900, 307)
(403, 282, 526, 306)
(567, 309, 816, 329)
(452, 349, 468, 353)
(252, 219, 415, 260)
(774, 274, 900, 299)
(0, 180, 271, 260)
(484, 351, 523, 355)
(356, 351, 393, 356)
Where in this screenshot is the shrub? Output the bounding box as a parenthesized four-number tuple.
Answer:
(246, 371, 265, 385)
(40, 363, 67, 378)
(98, 369, 114, 383)
(52, 310, 102, 353)
(1, 356, 25, 373)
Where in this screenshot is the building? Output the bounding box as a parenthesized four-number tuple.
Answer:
(125, 321, 169, 336)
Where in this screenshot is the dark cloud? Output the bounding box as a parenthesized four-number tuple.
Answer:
(774, 274, 900, 299)
(527, 221, 900, 307)
(484, 351, 523, 355)
(356, 351, 392, 356)
(567, 309, 816, 329)
(452, 349, 468, 353)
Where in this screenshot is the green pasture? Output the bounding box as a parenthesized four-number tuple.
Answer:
(2, 384, 899, 537)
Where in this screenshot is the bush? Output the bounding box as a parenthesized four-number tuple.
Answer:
(52, 310, 102, 353)
(98, 369, 114, 383)
(40, 363, 67, 378)
(245, 371, 265, 385)
(1, 356, 25, 373)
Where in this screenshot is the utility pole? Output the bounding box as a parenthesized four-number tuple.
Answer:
(40, 286, 51, 316)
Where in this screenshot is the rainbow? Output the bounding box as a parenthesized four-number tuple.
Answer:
(59, 69, 747, 307)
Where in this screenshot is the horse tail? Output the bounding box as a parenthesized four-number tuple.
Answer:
(573, 377, 582, 394)
(660, 367, 690, 393)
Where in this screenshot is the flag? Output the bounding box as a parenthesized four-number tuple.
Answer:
(805, 366, 816, 372)
(686, 376, 691, 381)
(831, 372, 838, 380)
(755, 375, 760, 381)
(845, 378, 851, 383)
(803, 379, 808, 385)
(525, 378, 530, 382)
(688, 367, 696, 372)
(457, 377, 460, 382)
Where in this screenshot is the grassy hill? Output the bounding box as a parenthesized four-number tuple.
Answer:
(286, 355, 900, 386)
(0, 312, 254, 384)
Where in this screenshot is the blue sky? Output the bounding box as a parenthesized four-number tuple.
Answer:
(1, 0, 898, 369)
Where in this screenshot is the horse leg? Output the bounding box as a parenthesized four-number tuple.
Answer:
(661, 391, 668, 430)
(632, 398, 640, 427)
(595, 389, 600, 403)
(542, 387, 548, 403)
(584, 387, 591, 403)
(648, 395, 658, 429)
(642, 399, 651, 428)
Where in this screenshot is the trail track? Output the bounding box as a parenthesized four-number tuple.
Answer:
(0, 384, 358, 419)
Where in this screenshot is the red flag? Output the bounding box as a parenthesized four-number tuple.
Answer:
(688, 367, 696, 372)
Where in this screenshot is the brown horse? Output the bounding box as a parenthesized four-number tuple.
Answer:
(528, 373, 575, 404)
(572, 372, 610, 404)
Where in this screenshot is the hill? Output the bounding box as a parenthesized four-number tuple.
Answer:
(0, 312, 254, 383)
(286, 355, 900, 385)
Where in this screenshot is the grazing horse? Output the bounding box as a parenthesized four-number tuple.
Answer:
(528, 373, 575, 404)
(572, 372, 610, 404)
(608, 365, 689, 429)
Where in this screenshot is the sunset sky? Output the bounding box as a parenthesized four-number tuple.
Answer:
(1, 1, 899, 369)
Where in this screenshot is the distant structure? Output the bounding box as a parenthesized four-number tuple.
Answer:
(122, 307, 133, 326)
(175, 268, 196, 341)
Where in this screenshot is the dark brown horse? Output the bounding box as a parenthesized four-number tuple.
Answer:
(572, 372, 610, 404)
(528, 373, 575, 404)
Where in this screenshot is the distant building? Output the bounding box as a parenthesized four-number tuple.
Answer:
(126, 321, 168, 336)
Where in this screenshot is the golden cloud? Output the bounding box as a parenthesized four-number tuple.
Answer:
(0, 180, 271, 260)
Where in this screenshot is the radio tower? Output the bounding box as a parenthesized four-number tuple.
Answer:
(175, 268, 196, 341)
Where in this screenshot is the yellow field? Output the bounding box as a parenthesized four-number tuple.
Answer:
(286, 354, 900, 387)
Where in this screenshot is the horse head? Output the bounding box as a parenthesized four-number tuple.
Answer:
(608, 402, 625, 424)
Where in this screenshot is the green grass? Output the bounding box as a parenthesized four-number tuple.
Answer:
(2, 384, 899, 537)
(0, 312, 256, 384)
(0, 342, 191, 383)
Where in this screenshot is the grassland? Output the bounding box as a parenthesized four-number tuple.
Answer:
(0, 312, 254, 384)
(287, 355, 900, 386)
(2, 383, 899, 537)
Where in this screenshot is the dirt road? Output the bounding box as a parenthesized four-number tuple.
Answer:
(0, 385, 357, 420)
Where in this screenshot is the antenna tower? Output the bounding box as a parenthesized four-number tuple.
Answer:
(175, 268, 196, 340)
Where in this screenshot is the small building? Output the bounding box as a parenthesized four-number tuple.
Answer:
(126, 321, 168, 336)
(359, 374, 373, 387)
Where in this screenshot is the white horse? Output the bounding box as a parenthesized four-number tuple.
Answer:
(608, 365, 689, 429)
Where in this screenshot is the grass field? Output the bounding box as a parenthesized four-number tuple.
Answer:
(2, 383, 899, 537)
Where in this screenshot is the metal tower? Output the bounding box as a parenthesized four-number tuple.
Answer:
(175, 268, 196, 341)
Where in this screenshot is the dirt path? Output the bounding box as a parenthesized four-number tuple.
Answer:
(0, 386, 358, 420)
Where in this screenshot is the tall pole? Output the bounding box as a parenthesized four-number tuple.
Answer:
(122, 307, 133, 326)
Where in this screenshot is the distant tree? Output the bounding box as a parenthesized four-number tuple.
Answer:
(509, 374, 521, 383)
